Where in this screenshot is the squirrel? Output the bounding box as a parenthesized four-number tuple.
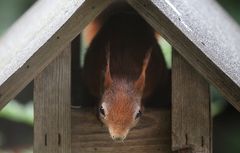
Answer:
(83, 2, 169, 141)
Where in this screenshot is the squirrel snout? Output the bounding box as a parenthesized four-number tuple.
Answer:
(109, 127, 129, 142)
(111, 135, 126, 142)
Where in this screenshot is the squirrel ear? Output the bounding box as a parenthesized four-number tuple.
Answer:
(104, 43, 113, 89)
(134, 48, 152, 92)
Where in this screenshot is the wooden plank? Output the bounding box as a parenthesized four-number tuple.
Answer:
(34, 45, 71, 153)
(172, 50, 212, 153)
(0, 0, 112, 110)
(72, 108, 171, 153)
(127, 0, 240, 111)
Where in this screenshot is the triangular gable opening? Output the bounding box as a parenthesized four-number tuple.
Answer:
(0, 1, 239, 153)
(0, 0, 239, 112)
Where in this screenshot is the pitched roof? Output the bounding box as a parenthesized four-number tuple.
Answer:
(128, 0, 240, 111)
(0, 0, 112, 109)
(0, 0, 239, 111)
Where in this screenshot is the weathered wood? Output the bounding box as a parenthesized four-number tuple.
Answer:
(127, 0, 240, 111)
(72, 108, 171, 153)
(34, 45, 71, 153)
(172, 50, 212, 153)
(0, 0, 112, 110)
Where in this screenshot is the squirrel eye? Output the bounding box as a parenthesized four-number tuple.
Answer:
(99, 106, 105, 116)
(135, 110, 142, 119)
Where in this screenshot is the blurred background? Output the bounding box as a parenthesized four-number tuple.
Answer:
(0, 0, 239, 153)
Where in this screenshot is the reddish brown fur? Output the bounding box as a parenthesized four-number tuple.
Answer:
(83, 3, 168, 140)
(83, 13, 167, 98)
(104, 81, 139, 128)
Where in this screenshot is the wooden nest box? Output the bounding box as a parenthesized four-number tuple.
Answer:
(0, 0, 240, 153)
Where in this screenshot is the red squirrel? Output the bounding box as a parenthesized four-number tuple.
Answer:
(83, 3, 168, 141)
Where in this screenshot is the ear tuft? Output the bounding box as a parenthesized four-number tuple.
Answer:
(104, 42, 113, 89)
(134, 48, 152, 92)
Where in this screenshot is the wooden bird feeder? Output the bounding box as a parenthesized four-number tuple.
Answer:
(0, 0, 240, 153)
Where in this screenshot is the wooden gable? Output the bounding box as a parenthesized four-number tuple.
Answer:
(0, 0, 240, 112)
(127, 0, 240, 111)
(0, 0, 112, 109)
(0, 1, 239, 153)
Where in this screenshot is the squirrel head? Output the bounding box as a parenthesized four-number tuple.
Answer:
(99, 81, 143, 141)
(98, 44, 151, 141)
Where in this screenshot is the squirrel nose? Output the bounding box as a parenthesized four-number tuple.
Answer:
(111, 135, 126, 141)
(109, 127, 129, 141)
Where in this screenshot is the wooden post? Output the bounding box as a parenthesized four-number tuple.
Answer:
(172, 49, 212, 153)
(34, 44, 71, 153)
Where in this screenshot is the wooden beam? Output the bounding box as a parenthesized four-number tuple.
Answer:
(0, 0, 112, 110)
(34, 45, 71, 153)
(172, 50, 212, 153)
(127, 0, 240, 111)
(72, 108, 171, 153)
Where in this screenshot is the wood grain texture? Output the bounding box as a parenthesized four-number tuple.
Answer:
(34, 45, 71, 153)
(172, 50, 211, 153)
(72, 108, 171, 153)
(0, 0, 112, 110)
(127, 0, 240, 111)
